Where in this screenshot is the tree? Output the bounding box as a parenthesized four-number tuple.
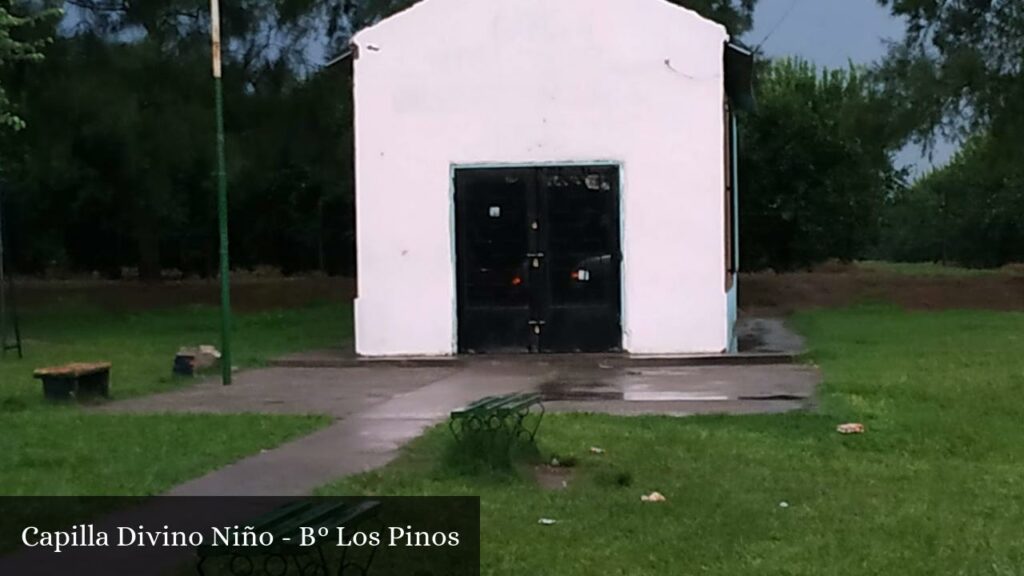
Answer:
(877, 133, 1024, 268)
(679, 0, 756, 35)
(3, 1, 355, 279)
(349, 0, 758, 35)
(2, 0, 759, 279)
(876, 0, 1023, 149)
(740, 58, 906, 271)
(875, 0, 1024, 268)
(0, 1, 60, 130)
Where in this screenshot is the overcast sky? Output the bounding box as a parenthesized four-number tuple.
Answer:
(744, 0, 956, 173)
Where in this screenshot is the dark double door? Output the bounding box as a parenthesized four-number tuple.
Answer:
(455, 165, 621, 354)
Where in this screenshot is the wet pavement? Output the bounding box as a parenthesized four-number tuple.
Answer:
(537, 363, 818, 416)
(97, 366, 460, 418)
(100, 342, 818, 495)
(158, 362, 553, 496)
(735, 317, 806, 354)
(101, 359, 817, 422)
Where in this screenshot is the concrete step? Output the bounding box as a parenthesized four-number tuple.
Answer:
(270, 350, 800, 369)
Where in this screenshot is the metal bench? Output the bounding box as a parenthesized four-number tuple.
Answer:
(196, 499, 380, 576)
(33, 362, 111, 401)
(449, 392, 544, 442)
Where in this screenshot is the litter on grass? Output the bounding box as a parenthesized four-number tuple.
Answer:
(589, 446, 606, 454)
(641, 491, 666, 503)
(836, 423, 866, 434)
(538, 518, 557, 526)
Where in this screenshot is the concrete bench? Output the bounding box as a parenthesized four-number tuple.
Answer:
(33, 362, 111, 401)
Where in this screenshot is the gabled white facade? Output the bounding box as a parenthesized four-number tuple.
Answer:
(353, 0, 737, 356)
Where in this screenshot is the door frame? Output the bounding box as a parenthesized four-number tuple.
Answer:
(449, 160, 626, 353)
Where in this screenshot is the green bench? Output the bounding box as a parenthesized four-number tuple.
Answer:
(449, 392, 545, 442)
(196, 499, 380, 576)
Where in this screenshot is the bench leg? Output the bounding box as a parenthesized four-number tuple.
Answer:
(284, 549, 328, 576)
(528, 403, 545, 441)
(339, 537, 379, 576)
(338, 509, 383, 576)
(512, 404, 545, 442)
(448, 418, 467, 442)
(41, 377, 76, 401)
(78, 371, 110, 399)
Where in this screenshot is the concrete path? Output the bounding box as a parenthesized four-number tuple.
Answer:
(101, 363, 552, 495)
(540, 364, 819, 416)
(98, 366, 458, 418)
(100, 354, 819, 496)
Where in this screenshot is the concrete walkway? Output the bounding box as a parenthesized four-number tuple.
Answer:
(161, 363, 551, 495)
(100, 352, 819, 496)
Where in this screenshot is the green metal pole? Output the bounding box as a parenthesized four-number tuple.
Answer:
(0, 183, 8, 355)
(211, 0, 232, 385)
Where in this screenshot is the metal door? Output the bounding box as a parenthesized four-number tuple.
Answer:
(455, 166, 621, 354)
(537, 166, 621, 352)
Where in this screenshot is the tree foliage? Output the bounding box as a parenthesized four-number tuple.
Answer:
(0, 0, 60, 130)
(739, 58, 906, 271)
(876, 0, 1023, 146)
(680, 0, 756, 34)
(877, 133, 1024, 268)
(3, 1, 354, 278)
(351, 0, 758, 34)
(1, 0, 762, 280)
(874, 0, 1024, 268)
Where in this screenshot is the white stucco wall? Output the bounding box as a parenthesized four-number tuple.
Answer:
(353, 0, 730, 356)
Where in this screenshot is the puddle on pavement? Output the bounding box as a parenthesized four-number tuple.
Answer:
(622, 391, 730, 402)
(538, 379, 621, 401)
(625, 368, 699, 377)
(737, 393, 807, 401)
(737, 333, 763, 352)
(539, 380, 735, 403)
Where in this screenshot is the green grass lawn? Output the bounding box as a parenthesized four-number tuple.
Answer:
(1, 302, 352, 406)
(322, 306, 1024, 575)
(857, 259, 1023, 277)
(0, 302, 350, 495)
(0, 411, 327, 495)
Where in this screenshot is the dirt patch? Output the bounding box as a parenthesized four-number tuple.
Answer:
(741, 270, 1024, 315)
(532, 465, 574, 491)
(14, 276, 354, 312)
